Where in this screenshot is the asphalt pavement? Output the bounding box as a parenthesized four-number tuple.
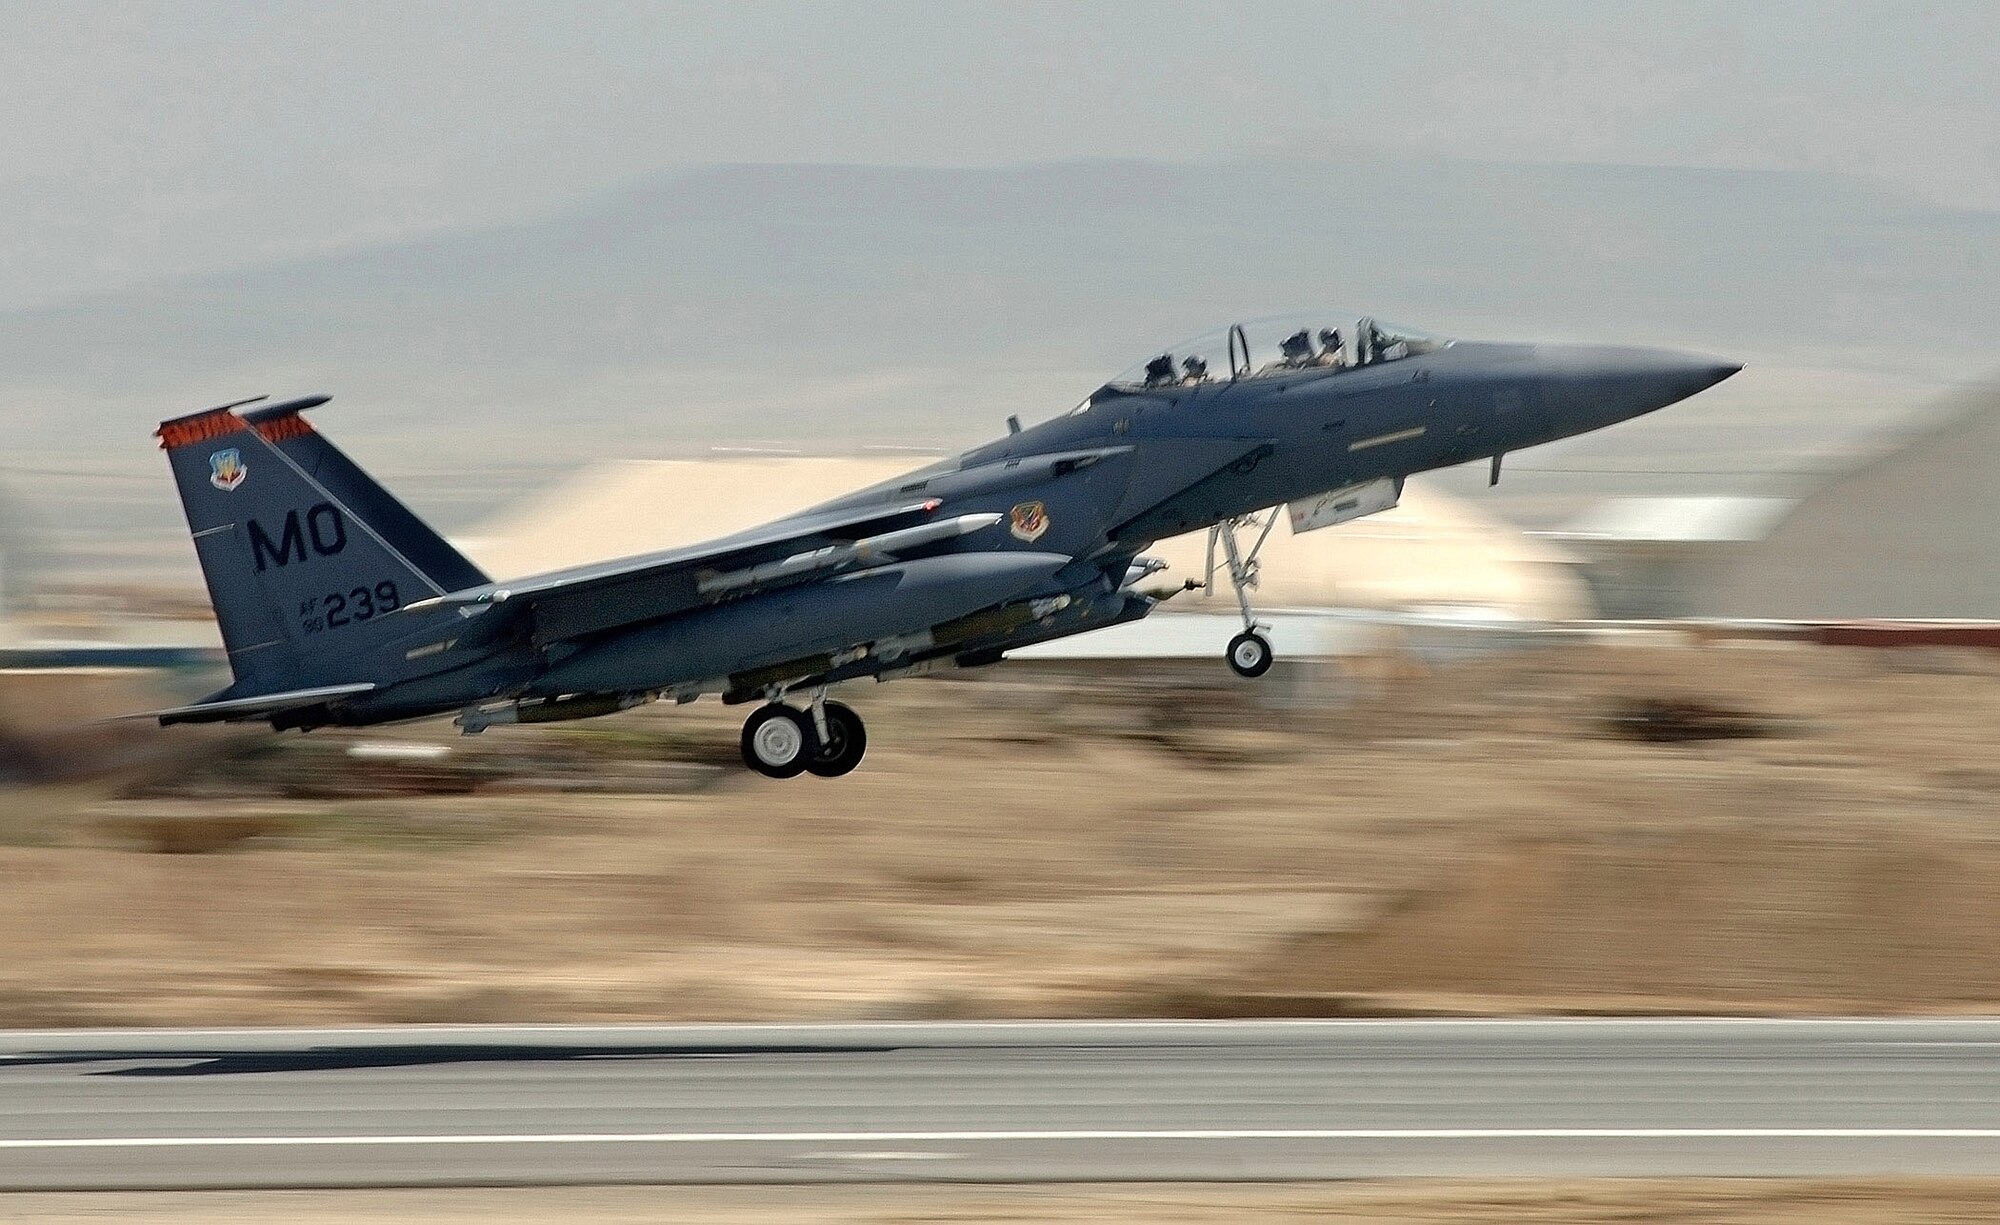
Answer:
(1, 1018, 1997, 1188)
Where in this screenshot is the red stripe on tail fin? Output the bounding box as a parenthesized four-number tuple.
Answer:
(253, 413, 316, 443)
(156, 410, 249, 451)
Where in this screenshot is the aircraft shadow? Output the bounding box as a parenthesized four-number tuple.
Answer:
(0, 1042, 899, 1077)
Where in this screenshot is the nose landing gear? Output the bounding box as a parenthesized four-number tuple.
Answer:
(739, 692, 868, 779)
(1208, 511, 1279, 679)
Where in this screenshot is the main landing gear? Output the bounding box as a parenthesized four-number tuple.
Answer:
(1206, 512, 1277, 679)
(739, 692, 867, 779)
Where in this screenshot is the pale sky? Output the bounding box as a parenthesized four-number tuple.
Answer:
(1, 1, 1996, 310)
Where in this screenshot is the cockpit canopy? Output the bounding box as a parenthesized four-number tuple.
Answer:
(1087, 312, 1450, 407)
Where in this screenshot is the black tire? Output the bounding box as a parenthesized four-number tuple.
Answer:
(741, 704, 815, 778)
(804, 700, 868, 778)
(1226, 630, 1274, 678)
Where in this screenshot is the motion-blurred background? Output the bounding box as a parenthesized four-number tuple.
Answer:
(4, 1, 2000, 1028)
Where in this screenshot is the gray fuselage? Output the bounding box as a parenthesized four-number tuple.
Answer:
(333, 338, 1738, 726)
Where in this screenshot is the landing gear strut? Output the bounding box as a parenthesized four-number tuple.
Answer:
(739, 693, 868, 779)
(1208, 511, 1277, 678)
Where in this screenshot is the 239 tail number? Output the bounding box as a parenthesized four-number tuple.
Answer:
(298, 581, 400, 635)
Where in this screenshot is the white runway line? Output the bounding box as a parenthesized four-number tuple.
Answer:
(4, 1128, 2000, 1149)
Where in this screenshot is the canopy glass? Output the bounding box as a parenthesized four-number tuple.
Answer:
(1086, 313, 1451, 407)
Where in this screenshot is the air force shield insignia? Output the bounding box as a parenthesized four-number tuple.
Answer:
(1008, 500, 1049, 542)
(208, 447, 247, 492)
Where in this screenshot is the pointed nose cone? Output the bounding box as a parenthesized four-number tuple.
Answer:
(1540, 345, 1741, 431)
(1659, 351, 1743, 400)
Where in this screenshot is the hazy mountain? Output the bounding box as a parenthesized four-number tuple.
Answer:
(5, 154, 1994, 576)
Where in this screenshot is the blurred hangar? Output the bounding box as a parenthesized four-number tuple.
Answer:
(1706, 380, 2000, 620)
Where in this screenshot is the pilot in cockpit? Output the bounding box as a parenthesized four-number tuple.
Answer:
(1180, 355, 1210, 384)
(1143, 354, 1177, 388)
(1311, 328, 1345, 368)
(1279, 329, 1315, 368)
(1366, 322, 1407, 363)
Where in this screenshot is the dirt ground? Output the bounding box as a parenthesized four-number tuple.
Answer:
(6, 635, 2000, 1025)
(6, 1181, 2000, 1223)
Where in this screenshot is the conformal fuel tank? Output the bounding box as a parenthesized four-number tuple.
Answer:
(527, 550, 1072, 696)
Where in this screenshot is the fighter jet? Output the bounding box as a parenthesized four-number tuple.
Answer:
(144, 313, 1737, 777)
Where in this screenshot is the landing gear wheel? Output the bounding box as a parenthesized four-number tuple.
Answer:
(1227, 631, 1274, 678)
(804, 700, 867, 778)
(741, 704, 815, 778)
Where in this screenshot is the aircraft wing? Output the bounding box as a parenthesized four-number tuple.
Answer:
(408, 498, 992, 643)
(126, 682, 379, 726)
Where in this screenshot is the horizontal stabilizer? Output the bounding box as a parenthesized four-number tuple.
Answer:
(121, 682, 377, 726)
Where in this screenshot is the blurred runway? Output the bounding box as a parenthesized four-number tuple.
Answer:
(1, 1019, 1998, 1189)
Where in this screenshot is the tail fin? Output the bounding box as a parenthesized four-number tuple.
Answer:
(157, 397, 486, 697)
(237, 398, 489, 592)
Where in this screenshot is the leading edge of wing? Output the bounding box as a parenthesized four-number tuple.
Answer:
(404, 499, 945, 613)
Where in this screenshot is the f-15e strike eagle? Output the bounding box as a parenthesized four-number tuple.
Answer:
(145, 314, 1738, 778)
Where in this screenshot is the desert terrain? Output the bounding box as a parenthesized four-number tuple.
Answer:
(2, 634, 1999, 1025)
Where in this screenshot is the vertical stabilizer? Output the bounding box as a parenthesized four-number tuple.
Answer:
(238, 399, 489, 592)
(156, 402, 466, 695)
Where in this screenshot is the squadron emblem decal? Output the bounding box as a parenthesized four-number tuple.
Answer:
(208, 447, 247, 492)
(1008, 500, 1049, 542)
